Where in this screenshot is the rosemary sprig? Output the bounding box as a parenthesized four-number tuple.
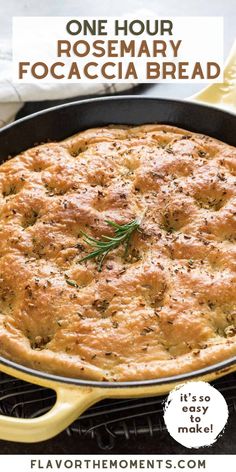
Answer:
(79, 219, 140, 271)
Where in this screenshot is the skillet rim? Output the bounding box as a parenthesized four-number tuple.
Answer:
(0, 94, 236, 388)
(1, 94, 236, 137)
(0, 355, 236, 388)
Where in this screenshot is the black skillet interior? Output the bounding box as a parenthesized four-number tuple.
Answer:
(0, 95, 236, 388)
(0, 96, 236, 161)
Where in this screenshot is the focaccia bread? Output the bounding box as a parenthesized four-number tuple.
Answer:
(0, 124, 236, 381)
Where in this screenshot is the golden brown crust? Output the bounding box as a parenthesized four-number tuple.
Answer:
(0, 124, 236, 381)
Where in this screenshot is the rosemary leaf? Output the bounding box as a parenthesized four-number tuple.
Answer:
(79, 219, 140, 271)
(66, 279, 78, 287)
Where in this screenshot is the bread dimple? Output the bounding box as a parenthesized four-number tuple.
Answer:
(0, 124, 236, 381)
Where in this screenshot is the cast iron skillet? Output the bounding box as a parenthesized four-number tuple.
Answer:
(0, 96, 236, 443)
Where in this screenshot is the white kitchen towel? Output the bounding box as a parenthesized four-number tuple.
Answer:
(0, 39, 137, 128)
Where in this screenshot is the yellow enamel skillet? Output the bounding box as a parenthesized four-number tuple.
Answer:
(0, 42, 236, 443)
(0, 357, 235, 443)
